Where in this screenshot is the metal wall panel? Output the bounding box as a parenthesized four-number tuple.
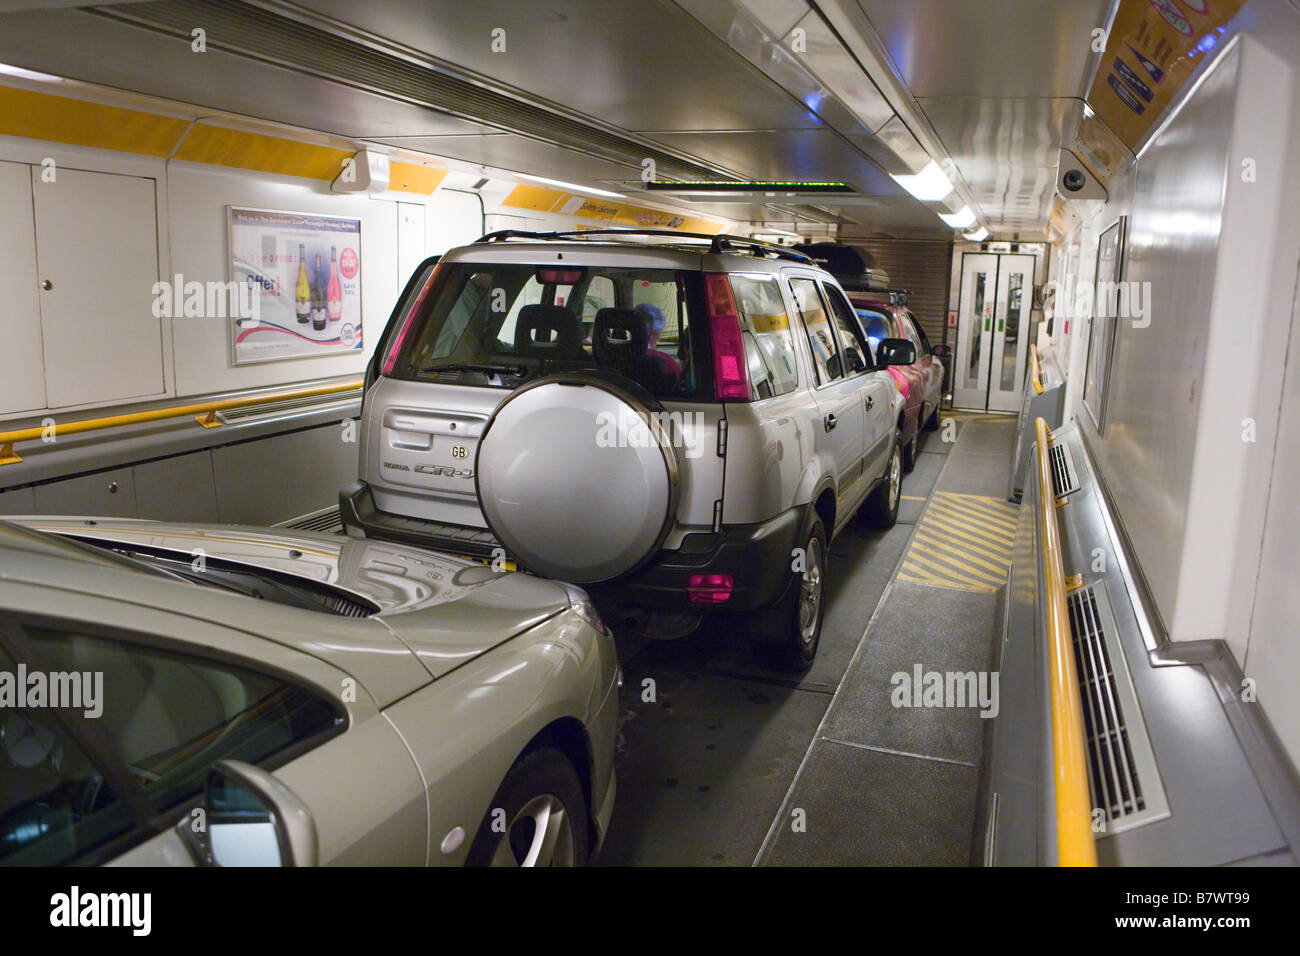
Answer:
(212, 424, 358, 526)
(32, 467, 137, 518)
(133, 451, 219, 523)
(0, 487, 35, 516)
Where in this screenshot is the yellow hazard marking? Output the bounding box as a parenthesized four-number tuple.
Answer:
(899, 492, 1018, 593)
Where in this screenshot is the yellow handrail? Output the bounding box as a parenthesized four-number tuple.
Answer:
(1030, 344, 1044, 395)
(0, 379, 363, 465)
(1035, 417, 1097, 866)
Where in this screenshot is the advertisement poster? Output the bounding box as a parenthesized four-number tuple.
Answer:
(227, 207, 363, 365)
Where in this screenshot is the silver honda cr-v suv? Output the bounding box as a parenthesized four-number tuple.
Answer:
(342, 230, 916, 669)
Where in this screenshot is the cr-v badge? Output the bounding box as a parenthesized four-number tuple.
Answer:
(415, 464, 475, 479)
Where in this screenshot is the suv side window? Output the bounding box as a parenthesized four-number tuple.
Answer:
(822, 284, 870, 375)
(730, 274, 799, 398)
(0, 622, 342, 865)
(790, 277, 844, 385)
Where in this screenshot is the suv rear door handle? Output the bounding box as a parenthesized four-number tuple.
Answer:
(824, 413, 838, 432)
(865, 395, 874, 411)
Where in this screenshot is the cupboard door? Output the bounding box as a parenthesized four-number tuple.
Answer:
(0, 162, 47, 415)
(32, 168, 163, 408)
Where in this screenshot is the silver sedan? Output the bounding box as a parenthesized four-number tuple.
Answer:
(0, 517, 618, 867)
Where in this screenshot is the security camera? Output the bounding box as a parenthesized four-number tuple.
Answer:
(1056, 149, 1107, 201)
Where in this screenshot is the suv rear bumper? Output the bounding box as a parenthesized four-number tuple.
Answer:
(588, 506, 803, 615)
(340, 481, 501, 558)
(342, 480, 803, 615)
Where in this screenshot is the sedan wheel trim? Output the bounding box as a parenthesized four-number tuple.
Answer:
(491, 793, 576, 867)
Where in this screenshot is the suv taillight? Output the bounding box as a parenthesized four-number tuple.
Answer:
(380, 262, 443, 376)
(703, 273, 751, 401)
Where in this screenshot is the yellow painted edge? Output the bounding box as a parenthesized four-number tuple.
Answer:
(388, 161, 448, 194)
(174, 125, 354, 181)
(0, 85, 190, 157)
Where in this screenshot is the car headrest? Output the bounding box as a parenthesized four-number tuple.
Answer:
(592, 307, 649, 362)
(515, 304, 582, 360)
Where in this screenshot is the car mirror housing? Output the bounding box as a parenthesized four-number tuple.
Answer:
(179, 760, 318, 867)
(931, 343, 951, 359)
(876, 337, 917, 367)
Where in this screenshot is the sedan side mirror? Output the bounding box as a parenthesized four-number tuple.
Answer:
(931, 343, 951, 359)
(179, 760, 318, 867)
(876, 337, 917, 366)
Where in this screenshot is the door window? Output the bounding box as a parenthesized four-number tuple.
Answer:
(790, 277, 844, 385)
(822, 284, 870, 375)
(0, 621, 341, 865)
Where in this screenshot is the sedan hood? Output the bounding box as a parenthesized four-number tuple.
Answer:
(7, 517, 575, 680)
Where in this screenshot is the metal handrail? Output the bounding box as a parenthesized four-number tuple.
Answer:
(0, 379, 363, 466)
(1035, 417, 1097, 866)
(1030, 344, 1044, 395)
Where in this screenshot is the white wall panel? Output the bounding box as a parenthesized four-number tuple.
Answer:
(165, 162, 398, 396)
(0, 161, 46, 415)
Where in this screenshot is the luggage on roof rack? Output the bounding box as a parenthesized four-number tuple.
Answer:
(793, 242, 892, 291)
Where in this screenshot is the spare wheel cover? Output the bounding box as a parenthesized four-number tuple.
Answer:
(475, 375, 680, 584)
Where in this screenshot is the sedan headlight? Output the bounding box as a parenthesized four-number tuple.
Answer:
(562, 586, 609, 636)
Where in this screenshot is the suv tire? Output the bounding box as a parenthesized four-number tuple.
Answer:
(924, 404, 941, 431)
(748, 515, 827, 672)
(861, 431, 902, 529)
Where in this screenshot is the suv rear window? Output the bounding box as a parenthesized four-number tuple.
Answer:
(386, 263, 704, 399)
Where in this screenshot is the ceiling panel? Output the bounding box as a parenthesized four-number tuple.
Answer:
(918, 96, 1074, 168)
(371, 132, 642, 184)
(854, 0, 1111, 98)
(0, 7, 499, 139)
(293, 0, 825, 133)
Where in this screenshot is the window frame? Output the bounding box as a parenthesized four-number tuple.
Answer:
(820, 281, 874, 377)
(788, 274, 848, 389)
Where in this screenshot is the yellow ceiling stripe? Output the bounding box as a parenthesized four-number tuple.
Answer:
(501, 183, 568, 211)
(173, 125, 353, 180)
(0, 86, 190, 157)
(389, 161, 448, 194)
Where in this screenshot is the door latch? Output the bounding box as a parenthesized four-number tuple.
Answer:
(824, 413, 838, 432)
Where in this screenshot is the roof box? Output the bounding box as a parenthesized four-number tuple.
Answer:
(793, 243, 891, 291)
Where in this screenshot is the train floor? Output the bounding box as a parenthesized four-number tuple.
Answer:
(598, 410, 1019, 866)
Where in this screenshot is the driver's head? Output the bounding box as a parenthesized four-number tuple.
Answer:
(635, 303, 667, 346)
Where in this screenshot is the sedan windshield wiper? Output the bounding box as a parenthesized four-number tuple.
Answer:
(421, 362, 530, 377)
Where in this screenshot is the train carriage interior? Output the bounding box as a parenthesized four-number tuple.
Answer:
(0, 0, 1297, 907)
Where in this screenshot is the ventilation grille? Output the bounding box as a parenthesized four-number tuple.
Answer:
(92, 0, 726, 183)
(1067, 582, 1168, 834)
(1048, 440, 1080, 497)
(316, 591, 373, 618)
(280, 507, 345, 535)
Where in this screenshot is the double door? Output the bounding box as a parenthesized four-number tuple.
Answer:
(953, 253, 1035, 412)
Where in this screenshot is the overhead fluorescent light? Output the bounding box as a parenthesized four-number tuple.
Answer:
(0, 63, 64, 83)
(890, 160, 953, 202)
(963, 226, 990, 241)
(517, 173, 624, 199)
(940, 206, 977, 229)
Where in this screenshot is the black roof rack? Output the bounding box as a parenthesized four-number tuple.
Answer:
(474, 228, 814, 264)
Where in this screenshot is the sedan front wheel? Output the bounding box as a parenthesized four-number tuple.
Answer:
(466, 747, 589, 867)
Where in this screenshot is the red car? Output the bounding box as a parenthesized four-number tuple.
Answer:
(849, 293, 948, 471)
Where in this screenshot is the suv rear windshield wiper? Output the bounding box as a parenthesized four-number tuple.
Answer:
(421, 362, 530, 377)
